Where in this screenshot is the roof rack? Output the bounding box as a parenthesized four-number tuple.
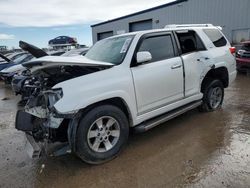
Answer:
(164, 24, 214, 28)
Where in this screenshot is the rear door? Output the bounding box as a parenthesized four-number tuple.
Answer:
(175, 30, 211, 97)
(131, 32, 184, 115)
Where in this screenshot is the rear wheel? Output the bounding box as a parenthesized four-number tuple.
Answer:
(75, 105, 129, 164)
(199, 79, 224, 112)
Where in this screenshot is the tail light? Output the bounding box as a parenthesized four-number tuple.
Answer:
(229, 47, 236, 55)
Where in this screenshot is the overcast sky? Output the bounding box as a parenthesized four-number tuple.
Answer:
(0, 0, 173, 48)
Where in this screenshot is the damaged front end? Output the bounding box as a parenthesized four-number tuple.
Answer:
(15, 56, 114, 158)
(16, 87, 70, 158)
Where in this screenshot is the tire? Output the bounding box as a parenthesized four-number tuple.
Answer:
(199, 79, 224, 112)
(75, 105, 129, 164)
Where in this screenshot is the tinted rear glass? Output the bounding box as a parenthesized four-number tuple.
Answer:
(203, 29, 227, 47)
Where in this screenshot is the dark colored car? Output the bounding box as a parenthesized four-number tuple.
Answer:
(236, 41, 250, 72)
(48, 36, 77, 45)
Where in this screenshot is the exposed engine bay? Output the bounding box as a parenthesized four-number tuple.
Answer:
(26, 65, 106, 89)
(16, 64, 111, 144)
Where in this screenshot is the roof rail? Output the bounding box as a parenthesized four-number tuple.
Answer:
(164, 24, 214, 28)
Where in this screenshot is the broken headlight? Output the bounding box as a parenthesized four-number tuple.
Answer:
(44, 88, 63, 108)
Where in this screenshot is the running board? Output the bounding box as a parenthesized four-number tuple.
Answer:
(134, 100, 202, 133)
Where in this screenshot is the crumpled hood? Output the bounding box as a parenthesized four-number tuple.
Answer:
(22, 55, 114, 69)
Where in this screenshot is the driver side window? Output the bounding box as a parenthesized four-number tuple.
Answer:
(138, 35, 175, 63)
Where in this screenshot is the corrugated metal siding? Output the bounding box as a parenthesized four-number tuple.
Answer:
(92, 0, 250, 43)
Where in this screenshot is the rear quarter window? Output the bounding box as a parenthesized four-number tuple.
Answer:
(203, 29, 227, 47)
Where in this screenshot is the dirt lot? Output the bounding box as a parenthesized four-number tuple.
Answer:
(0, 74, 250, 188)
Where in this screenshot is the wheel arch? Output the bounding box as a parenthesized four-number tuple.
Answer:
(81, 97, 133, 126)
(201, 67, 229, 93)
(68, 97, 133, 152)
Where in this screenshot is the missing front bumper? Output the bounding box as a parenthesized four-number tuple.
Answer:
(25, 133, 42, 158)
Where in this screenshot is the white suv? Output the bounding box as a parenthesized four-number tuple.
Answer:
(16, 24, 236, 164)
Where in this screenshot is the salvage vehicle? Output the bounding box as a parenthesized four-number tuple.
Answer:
(236, 41, 250, 72)
(15, 24, 236, 164)
(0, 41, 48, 84)
(0, 53, 34, 83)
(0, 52, 28, 71)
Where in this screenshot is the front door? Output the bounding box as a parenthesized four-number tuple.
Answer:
(131, 33, 184, 115)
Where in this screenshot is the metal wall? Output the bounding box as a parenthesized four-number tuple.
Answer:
(91, 0, 250, 44)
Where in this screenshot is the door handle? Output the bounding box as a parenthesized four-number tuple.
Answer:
(197, 57, 210, 62)
(171, 64, 182, 69)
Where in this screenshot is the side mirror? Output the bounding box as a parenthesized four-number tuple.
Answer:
(136, 51, 152, 64)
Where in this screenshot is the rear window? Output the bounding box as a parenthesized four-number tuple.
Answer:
(203, 29, 227, 47)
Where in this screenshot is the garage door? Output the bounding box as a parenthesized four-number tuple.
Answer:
(97, 31, 113, 41)
(129, 19, 153, 32)
(232, 29, 250, 44)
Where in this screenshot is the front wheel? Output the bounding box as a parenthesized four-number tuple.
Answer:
(199, 79, 224, 112)
(75, 105, 129, 164)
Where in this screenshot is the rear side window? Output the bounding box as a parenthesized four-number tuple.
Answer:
(176, 30, 206, 54)
(138, 35, 175, 63)
(203, 29, 227, 47)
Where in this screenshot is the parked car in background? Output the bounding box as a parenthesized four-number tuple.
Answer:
(0, 41, 49, 83)
(48, 50, 66, 56)
(0, 53, 34, 83)
(49, 36, 77, 46)
(236, 41, 250, 72)
(0, 52, 28, 71)
(6, 52, 28, 62)
(15, 24, 236, 164)
(0, 53, 11, 63)
(61, 48, 89, 57)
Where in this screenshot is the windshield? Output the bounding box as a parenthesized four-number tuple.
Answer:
(85, 35, 134, 65)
